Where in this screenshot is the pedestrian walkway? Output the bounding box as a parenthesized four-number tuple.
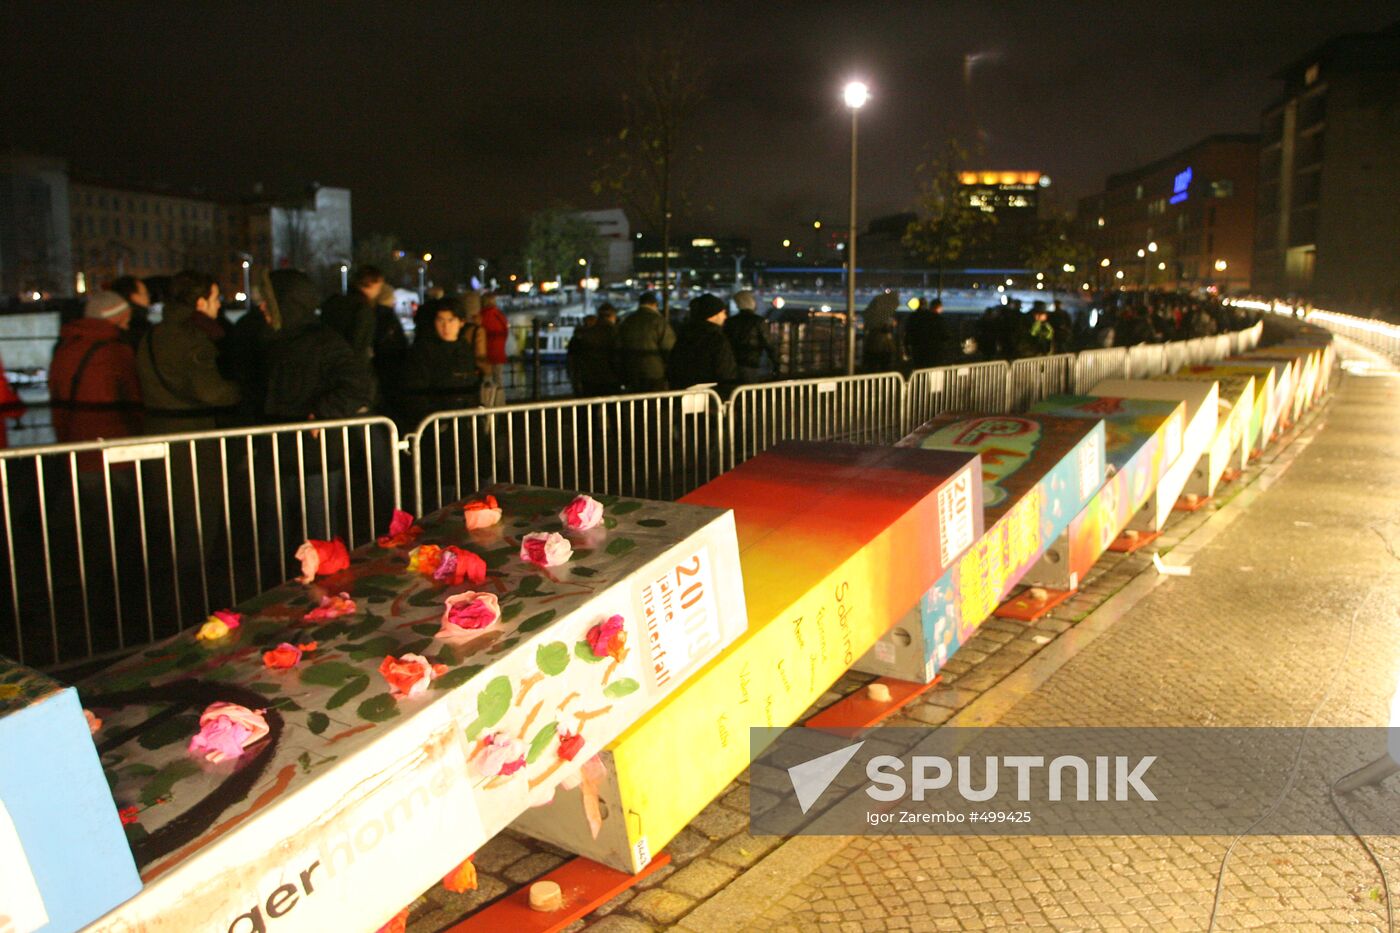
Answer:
(677, 339, 1400, 931)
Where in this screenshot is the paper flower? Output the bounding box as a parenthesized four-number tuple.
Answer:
(442, 856, 478, 893)
(586, 615, 627, 660)
(262, 641, 317, 670)
(558, 730, 585, 762)
(436, 546, 488, 586)
(470, 732, 527, 778)
(438, 591, 502, 639)
(195, 609, 242, 642)
(406, 543, 443, 575)
(520, 531, 572, 568)
(295, 538, 350, 584)
(560, 494, 604, 531)
(188, 702, 269, 764)
(376, 509, 423, 548)
(304, 592, 357, 621)
(379, 653, 446, 699)
(84, 709, 102, 734)
(118, 805, 140, 825)
(464, 495, 502, 530)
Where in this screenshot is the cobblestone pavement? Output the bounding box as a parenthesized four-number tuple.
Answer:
(406, 341, 1400, 932)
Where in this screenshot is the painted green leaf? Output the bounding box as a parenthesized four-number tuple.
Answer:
(606, 538, 636, 557)
(411, 622, 440, 637)
(300, 661, 362, 687)
(536, 642, 569, 676)
(575, 641, 605, 663)
(436, 643, 462, 666)
(122, 763, 159, 778)
(432, 664, 484, 691)
(610, 500, 643, 515)
(138, 713, 201, 751)
(307, 711, 331, 735)
(345, 615, 384, 640)
(408, 587, 445, 608)
(500, 601, 524, 622)
(483, 546, 516, 569)
(488, 638, 520, 654)
(517, 575, 544, 596)
(345, 636, 401, 662)
(603, 516, 619, 529)
(248, 682, 280, 694)
(268, 697, 302, 712)
(603, 678, 640, 699)
(637, 519, 667, 528)
(518, 610, 556, 633)
(571, 566, 598, 578)
(526, 721, 559, 764)
(403, 637, 434, 656)
(327, 673, 371, 709)
(357, 693, 400, 723)
(140, 758, 199, 806)
(463, 675, 513, 741)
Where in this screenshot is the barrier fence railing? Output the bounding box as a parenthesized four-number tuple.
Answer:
(409, 388, 726, 515)
(1126, 343, 1167, 380)
(0, 416, 400, 670)
(726, 371, 905, 468)
(2, 326, 1266, 669)
(905, 361, 1009, 433)
(1008, 354, 1075, 411)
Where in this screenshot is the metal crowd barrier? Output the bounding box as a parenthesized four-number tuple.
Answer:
(0, 417, 400, 670)
(905, 361, 1009, 432)
(1126, 344, 1166, 379)
(726, 372, 905, 468)
(1008, 354, 1074, 411)
(1073, 347, 1129, 394)
(409, 388, 726, 515)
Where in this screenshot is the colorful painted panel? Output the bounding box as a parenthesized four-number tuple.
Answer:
(0, 659, 142, 933)
(81, 487, 746, 933)
(1155, 371, 1257, 479)
(1022, 395, 1184, 589)
(856, 414, 1105, 681)
(1185, 365, 1277, 454)
(1090, 379, 1218, 530)
(515, 441, 983, 872)
(1215, 359, 1295, 436)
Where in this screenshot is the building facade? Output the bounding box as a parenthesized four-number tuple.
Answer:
(1078, 134, 1257, 293)
(633, 234, 752, 288)
(1253, 22, 1400, 312)
(959, 170, 1048, 269)
(572, 209, 633, 282)
(0, 155, 73, 299)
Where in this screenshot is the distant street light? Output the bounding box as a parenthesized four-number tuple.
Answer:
(1214, 259, 1229, 272)
(422, 252, 433, 262)
(238, 252, 253, 308)
(579, 257, 591, 315)
(1100, 258, 1111, 267)
(418, 254, 429, 302)
(782, 239, 791, 248)
(339, 262, 349, 293)
(842, 79, 869, 375)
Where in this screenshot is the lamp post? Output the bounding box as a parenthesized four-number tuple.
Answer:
(579, 257, 591, 315)
(843, 79, 869, 375)
(1140, 241, 1158, 291)
(238, 254, 252, 309)
(339, 262, 349, 293)
(418, 252, 432, 302)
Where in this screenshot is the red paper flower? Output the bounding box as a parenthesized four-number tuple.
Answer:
(586, 615, 627, 660)
(262, 641, 317, 669)
(379, 653, 447, 699)
(295, 538, 350, 584)
(406, 544, 443, 575)
(558, 730, 586, 762)
(304, 592, 357, 621)
(520, 531, 572, 567)
(560, 494, 604, 531)
(118, 805, 140, 825)
(442, 856, 478, 893)
(438, 591, 502, 639)
(376, 509, 423, 548)
(438, 546, 487, 586)
(464, 495, 502, 530)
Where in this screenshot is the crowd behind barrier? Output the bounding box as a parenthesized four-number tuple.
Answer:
(0, 320, 1266, 670)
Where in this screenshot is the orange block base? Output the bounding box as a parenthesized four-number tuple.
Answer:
(445, 854, 672, 933)
(1220, 468, 1242, 483)
(994, 587, 1075, 622)
(1108, 529, 1162, 553)
(1172, 495, 1211, 513)
(804, 676, 941, 730)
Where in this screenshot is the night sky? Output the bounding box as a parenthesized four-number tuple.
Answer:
(3, 1, 1394, 258)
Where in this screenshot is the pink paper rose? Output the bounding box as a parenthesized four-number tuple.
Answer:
(438, 591, 502, 639)
(295, 538, 350, 584)
(304, 592, 357, 621)
(586, 614, 627, 660)
(520, 531, 572, 568)
(376, 509, 423, 548)
(379, 653, 447, 699)
(188, 702, 269, 764)
(470, 732, 527, 778)
(560, 494, 604, 532)
(464, 495, 502, 530)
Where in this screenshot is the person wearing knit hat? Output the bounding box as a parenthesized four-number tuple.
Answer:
(49, 290, 142, 443)
(732, 290, 757, 312)
(724, 289, 779, 383)
(667, 292, 739, 397)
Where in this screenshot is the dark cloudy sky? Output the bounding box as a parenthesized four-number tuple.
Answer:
(2, 1, 1394, 258)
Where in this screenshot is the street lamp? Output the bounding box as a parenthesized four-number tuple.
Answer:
(579, 257, 591, 315)
(418, 253, 431, 302)
(238, 253, 253, 309)
(843, 78, 869, 376)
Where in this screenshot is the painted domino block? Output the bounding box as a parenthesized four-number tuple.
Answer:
(81, 487, 746, 933)
(514, 441, 983, 873)
(1243, 345, 1328, 408)
(1186, 364, 1279, 451)
(1154, 371, 1257, 483)
(1020, 395, 1184, 591)
(1217, 358, 1298, 433)
(0, 659, 142, 933)
(1090, 379, 1218, 531)
(855, 414, 1105, 683)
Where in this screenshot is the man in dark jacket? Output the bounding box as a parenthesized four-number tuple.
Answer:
(111, 275, 152, 349)
(49, 290, 142, 443)
(262, 269, 375, 423)
(1049, 299, 1075, 353)
(320, 265, 382, 360)
(904, 297, 948, 370)
(668, 293, 739, 398)
(136, 270, 240, 434)
(400, 298, 484, 422)
(723, 290, 779, 383)
(617, 291, 676, 392)
(568, 303, 622, 396)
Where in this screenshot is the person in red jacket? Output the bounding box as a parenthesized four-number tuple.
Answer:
(49, 289, 142, 444)
(479, 291, 510, 401)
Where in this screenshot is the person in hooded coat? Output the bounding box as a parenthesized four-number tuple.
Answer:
(667, 293, 739, 398)
(400, 298, 485, 423)
(136, 270, 240, 434)
(262, 269, 375, 424)
(861, 292, 899, 371)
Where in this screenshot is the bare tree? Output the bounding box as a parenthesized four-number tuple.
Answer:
(903, 140, 997, 298)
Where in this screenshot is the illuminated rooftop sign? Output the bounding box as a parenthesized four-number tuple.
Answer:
(1169, 167, 1193, 205)
(960, 171, 1043, 187)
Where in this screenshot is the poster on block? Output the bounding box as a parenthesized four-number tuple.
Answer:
(856, 414, 1106, 682)
(1021, 395, 1184, 590)
(514, 441, 983, 872)
(82, 486, 746, 933)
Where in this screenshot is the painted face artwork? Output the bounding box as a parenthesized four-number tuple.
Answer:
(917, 417, 1043, 508)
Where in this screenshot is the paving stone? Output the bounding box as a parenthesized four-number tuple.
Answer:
(689, 799, 749, 839)
(585, 916, 657, 933)
(502, 851, 566, 884)
(905, 703, 955, 726)
(924, 686, 980, 709)
(662, 826, 712, 862)
(663, 858, 739, 899)
(587, 888, 636, 918)
(710, 831, 783, 868)
(633, 863, 675, 890)
(628, 888, 696, 925)
(471, 834, 531, 873)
